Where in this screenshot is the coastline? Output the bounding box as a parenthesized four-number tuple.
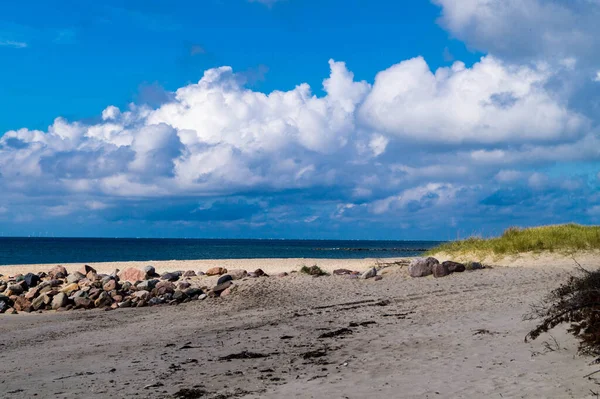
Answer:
(0, 257, 408, 277)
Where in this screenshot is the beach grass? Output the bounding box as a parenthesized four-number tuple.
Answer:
(427, 224, 600, 256)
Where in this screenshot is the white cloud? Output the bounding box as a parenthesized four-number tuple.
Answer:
(360, 56, 584, 143)
(0, 55, 597, 231)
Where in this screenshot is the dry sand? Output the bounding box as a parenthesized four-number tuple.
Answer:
(2, 255, 600, 398)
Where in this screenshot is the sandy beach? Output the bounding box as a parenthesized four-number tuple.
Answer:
(1, 255, 600, 398)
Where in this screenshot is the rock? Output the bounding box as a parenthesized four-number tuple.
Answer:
(228, 269, 248, 280)
(79, 265, 97, 276)
(374, 275, 383, 281)
(133, 290, 150, 301)
(408, 257, 439, 278)
(276, 272, 288, 278)
(23, 273, 41, 288)
(172, 290, 188, 301)
(51, 293, 68, 310)
(103, 280, 117, 292)
(345, 274, 359, 279)
(470, 262, 484, 270)
(136, 279, 158, 291)
(211, 280, 232, 296)
(74, 297, 93, 309)
(220, 287, 234, 297)
(333, 269, 354, 276)
(94, 291, 112, 308)
(217, 275, 233, 285)
(198, 294, 207, 300)
(67, 272, 85, 284)
(148, 297, 163, 306)
(196, 271, 205, 276)
(13, 296, 32, 312)
(177, 282, 191, 290)
(6, 284, 24, 296)
(161, 272, 180, 282)
(184, 288, 204, 297)
(24, 286, 40, 300)
(32, 294, 49, 311)
(118, 268, 146, 283)
(111, 294, 123, 302)
(61, 283, 80, 295)
(0, 295, 14, 313)
(119, 300, 133, 308)
(443, 261, 466, 273)
(182, 270, 196, 278)
(206, 267, 227, 276)
(154, 281, 175, 296)
(48, 265, 68, 279)
(360, 267, 377, 280)
(144, 265, 158, 277)
(432, 262, 450, 278)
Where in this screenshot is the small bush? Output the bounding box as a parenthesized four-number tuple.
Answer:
(300, 265, 329, 276)
(525, 267, 600, 356)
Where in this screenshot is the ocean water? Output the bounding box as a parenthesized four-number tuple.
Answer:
(0, 237, 442, 266)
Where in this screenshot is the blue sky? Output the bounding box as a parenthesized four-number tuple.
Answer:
(1, 0, 599, 239)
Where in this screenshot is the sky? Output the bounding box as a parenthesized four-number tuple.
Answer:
(0, 0, 599, 239)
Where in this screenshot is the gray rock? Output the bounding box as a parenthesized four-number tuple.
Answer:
(136, 279, 158, 291)
(360, 267, 377, 279)
(161, 272, 180, 282)
(470, 262, 484, 270)
(51, 293, 68, 310)
(443, 261, 466, 273)
(228, 269, 248, 280)
(212, 280, 233, 296)
(217, 274, 233, 285)
(408, 257, 439, 278)
(67, 272, 85, 284)
(432, 262, 450, 278)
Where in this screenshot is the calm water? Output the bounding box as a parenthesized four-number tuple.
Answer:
(0, 238, 442, 265)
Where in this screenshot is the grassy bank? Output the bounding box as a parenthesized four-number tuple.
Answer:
(428, 224, 600, 256)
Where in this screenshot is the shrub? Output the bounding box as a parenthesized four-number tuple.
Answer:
(525, 266, 600, 356)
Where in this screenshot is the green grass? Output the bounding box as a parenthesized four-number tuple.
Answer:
(427, 224, 600, 256)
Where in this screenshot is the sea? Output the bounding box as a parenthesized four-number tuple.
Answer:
(0, 237, 442, 266)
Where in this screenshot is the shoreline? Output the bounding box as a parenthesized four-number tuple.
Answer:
(0, 257, 409, 277)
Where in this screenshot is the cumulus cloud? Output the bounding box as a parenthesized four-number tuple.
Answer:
(0, 55, 598, 236)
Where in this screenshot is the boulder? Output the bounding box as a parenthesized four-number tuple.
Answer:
(66, 272, 85, 284)
(13, 296, 32, 312)
(253, 268, 268, 277)
(182, 270, 196, 278)
(172, 290, 188, 301)
(408, 257, 439, 278)
(206, 267, 227, 276)
(6, 283, 24, 296)
(443, 261, 466, 273)
(161, 272, 180, 282)
(79, 265, 97, 276)
(103, 280, 117, 292)
(61, 283, 80, 295)
(211, 280, 233, 296)
(184, 288, 204, 297)
(432, 262, 450, 278)
(23, 273, 41, 288)
(144, 265, 158, 277)
(374, 275, 383, 281)
(118, 268, 146, 283)
(136, 279, 158, 291)
(24, 287, 40, 300)
(228, 269, 248, 280)
(32, 294, 49, 311)
(133, 290, 150, 301)
(74, 297, 93, 309)
(154, 281, 175, 296)
(360, 267, 377, 280)
(0, 295, 14, 313)
(217, 275, 233, 285)
(48, 265, 68, 279)
(177, 282, 191, 290)
(94, 291, 112, 308)
(51, 293, 68, 310)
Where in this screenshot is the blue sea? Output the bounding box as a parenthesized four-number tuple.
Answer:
(0, 238, 442, 266)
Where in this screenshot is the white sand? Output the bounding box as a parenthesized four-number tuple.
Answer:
(1, 254, 599, 398)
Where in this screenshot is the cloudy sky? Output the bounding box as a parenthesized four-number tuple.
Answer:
(1, 0, 599, 239)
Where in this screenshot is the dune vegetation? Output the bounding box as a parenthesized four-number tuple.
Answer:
(428, 224, 600, 256)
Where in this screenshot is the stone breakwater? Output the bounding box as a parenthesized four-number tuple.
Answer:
(0, 265, 260, 314)
(0, 257, 483, 315)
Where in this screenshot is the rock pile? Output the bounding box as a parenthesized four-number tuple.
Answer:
(0, 264, 254, 315)
(409, 257, 483, 278)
